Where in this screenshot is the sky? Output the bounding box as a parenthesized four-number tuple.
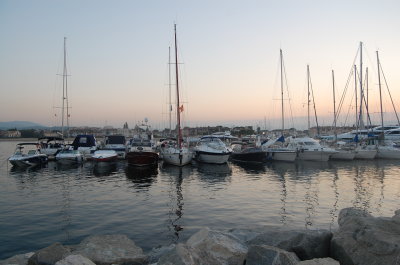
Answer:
(1, 0, 399, 130)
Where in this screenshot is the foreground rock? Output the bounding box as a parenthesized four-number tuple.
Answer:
(246, 227, 332, 260)
(28, 243, 71, 265)
(331, 207, 400, 265)
(71, 234, 147, 265)
(158, 227, 248, 265)
(297, 258, 339, 265)
(0, 252, 34, 265)
(54, 255, 95, 265)
(245, 245, 299, 265)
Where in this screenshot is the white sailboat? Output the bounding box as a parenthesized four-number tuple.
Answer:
(374, 50, 400, 159)
(160, 24, 192, 166)
(261, 49, 296, 162)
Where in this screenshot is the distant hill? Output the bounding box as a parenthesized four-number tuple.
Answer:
(0, 121, 46, 130)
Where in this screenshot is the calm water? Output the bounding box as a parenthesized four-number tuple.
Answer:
(1, 140, 400, 259)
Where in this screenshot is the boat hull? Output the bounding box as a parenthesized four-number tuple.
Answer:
(195, 151, 230, 164)
(126, 151, 159, 167)
(376, 146, 400, 159)
(330, 150, 356, 160)
(296, 150, 334, 162)
(266, 149, 297, 162)
(230, 151, 266, 164)
(354, 149, 377, 159)
(9, 155, 48, 167)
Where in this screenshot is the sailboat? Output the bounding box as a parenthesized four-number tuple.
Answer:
(286, 64, 337, 162)
(160, 24, 192, 166)
(261, 49, 296, 162)
(329, 69, 356, 160)
(375, 50, 400, 159)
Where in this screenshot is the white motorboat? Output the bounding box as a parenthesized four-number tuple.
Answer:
(55, 149, 84, 164)
(92, 150, 118, 163)
(38, 137, 64, 157)
(71, 134, 98, 158)
(194, 135, 231, 164)
(286, 137, 338, 162)
(9, 143, 48, 167)
(103, 135, 127, 159)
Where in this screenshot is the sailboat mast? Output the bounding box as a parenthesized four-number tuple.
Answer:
(280, 49, 284, 135)
(307, 65, 310, 132)
(354, 65, 359, 142)
(65, 37, 70, 138)
(377, 51, 384, 129)
(332, 70, 337, 141)
(174, 24, 182, 149)
(359, 42, 364, 129)
(61, 37, 67, 138)
(168, 46, 172, 135)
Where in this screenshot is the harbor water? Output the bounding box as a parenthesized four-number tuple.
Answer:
(0, 140, 399, 259)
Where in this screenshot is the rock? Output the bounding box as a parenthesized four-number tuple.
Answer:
(158, 227, 248, 265)
(297, 258, 339, 265)
(331, 207, 400, 265)
(245, 245, 299, 265)
(0, 252, 35, 265)
(72, 234, 147, 265)
(54, 255, 95, 265)
(28, 243, 71, 265)
(247, 228, 332, 260)
(146, 244, 176, 264)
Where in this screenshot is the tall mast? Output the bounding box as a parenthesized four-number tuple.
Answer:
(307, 65, 311, 133)
(354, 65, 358, 142)
(280, 49, 284, 135)
(377, 51, 384, 130)
(174, 24, 182, 149)
(61, 37, 67, 138)
(332, 70, 337, 142)
(168, 46, 172, 135)
(359, 42, 364, 129)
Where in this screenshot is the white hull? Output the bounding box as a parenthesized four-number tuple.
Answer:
(162, 148, 192, 166)
(195, 152, 230, 164)
(376, 146, 400, 159)
(354, 149, 377, 159)
(267, 150, 297, 162)
(297, 151, 334, 162)
(330, 150, 356, 160)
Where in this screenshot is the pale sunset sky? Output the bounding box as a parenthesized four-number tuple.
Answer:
(0, 0, 399, 130)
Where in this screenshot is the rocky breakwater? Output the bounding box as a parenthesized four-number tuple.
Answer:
(1, 208, 399, 265)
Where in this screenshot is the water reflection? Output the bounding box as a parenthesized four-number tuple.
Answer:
(195, 162, 232, 185)
(161, 164, 193, 243)
(231, 161, 266, 174)
(125, 165, 158, 190)
(92, 162, 117, 177)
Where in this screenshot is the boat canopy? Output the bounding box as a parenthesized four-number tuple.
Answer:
(105, 135, 126, 145)
(71, 135, 97, 149)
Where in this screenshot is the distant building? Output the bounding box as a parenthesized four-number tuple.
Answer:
(0, 130, 21, 138)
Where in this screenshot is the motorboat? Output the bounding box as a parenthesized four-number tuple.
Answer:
(92, 150, 119, 163)
(37, 137, 64, 157)
(230, 141, 266, 164)
(262, 136, 296, 162)
(55, 149, 84, 164)
(71, 134, 98, 158)
(8, 143, 48, 167)
(126, 138, 159, 167)
(286, 137, 337, 162)
(103, 135, 127, 159)
(194, 135, 231, 164)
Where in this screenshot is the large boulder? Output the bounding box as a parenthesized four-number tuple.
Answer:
(28, 243, 71, 265)
(246, 245, 299, 265)
(54, 255, 95, 265)
(0, 252, 35, 265)
(247, 228, 332, 260)
(158, 227, 248, 265)
(297, 258, 339, 265)
(71, 234, 147, 265)
(331, 207, 400, 265)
